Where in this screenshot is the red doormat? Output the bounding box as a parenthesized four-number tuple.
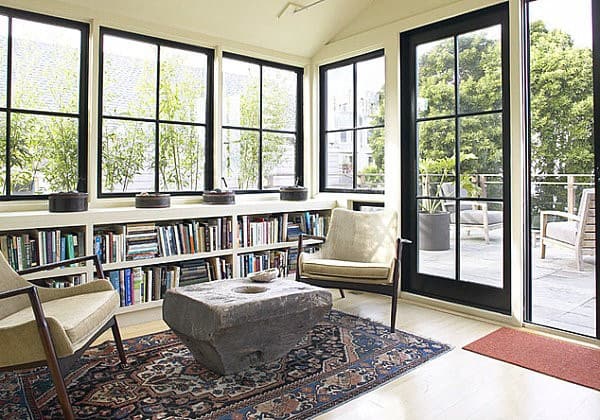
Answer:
(464, 327, 600, 391)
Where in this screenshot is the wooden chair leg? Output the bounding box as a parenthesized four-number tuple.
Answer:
(339, 289, 345, 299)
(540, 240, 546, 259)
(390, 292, 398, 333)
(28, 289, 74, 420)
(111, 317, 127, 365)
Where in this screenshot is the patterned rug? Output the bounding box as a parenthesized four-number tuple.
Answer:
(1, 310, 450, 419)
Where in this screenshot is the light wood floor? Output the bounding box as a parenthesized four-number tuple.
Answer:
(96, 292, 600, 420)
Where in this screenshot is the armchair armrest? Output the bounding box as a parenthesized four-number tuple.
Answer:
(297, 233, 326, 253)
(18, 254, 105, 279)
(540, 210, 580, 222)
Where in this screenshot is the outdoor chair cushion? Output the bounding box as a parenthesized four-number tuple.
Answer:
(452, 209, 503, 225)
(545, 221, 578, 245)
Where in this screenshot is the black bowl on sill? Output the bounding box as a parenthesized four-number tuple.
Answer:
(203, 189, 235, 204)
(280, 186, 308, 201)
(135, 193, 171, 208)
(49, 192, 88, 213)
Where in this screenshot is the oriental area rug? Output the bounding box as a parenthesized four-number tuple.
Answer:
(464, 327, 600, 391)
(1, 310, 450, 419)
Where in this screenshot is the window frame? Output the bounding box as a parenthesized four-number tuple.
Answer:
(98, 27, 214, 197)
(221, 51, 304, 193)
(0, 6, 89, 201)
(319, 49, 385, 194)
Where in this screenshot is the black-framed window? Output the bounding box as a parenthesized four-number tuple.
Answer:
(221, 52, 303, 192)
(98, 28, 214, 196)
(319, 50, 385, 193)
(0, 7, 88, 199)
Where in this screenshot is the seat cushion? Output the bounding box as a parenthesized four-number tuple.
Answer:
(0, 290, 119, 347)
(453, 210, 503, 225)
(301, 258, 391, 282)
(546, 221, 578, 245)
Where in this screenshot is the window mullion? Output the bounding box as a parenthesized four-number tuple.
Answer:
(154, 45, 161, 193)
(352, 62, 358, 190)
(453, 34, 461, 283)
(258, 64, 263, 190)
(4, 16, 11, 196)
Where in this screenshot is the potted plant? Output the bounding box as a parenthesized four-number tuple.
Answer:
(418, 154, 478, 251)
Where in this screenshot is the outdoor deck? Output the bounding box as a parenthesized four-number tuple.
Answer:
(419, 228, 596, 337)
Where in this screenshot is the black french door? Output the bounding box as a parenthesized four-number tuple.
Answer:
(400, 3, 511, 313)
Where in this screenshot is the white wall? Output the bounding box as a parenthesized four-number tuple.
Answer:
(311, 0, 526, 324)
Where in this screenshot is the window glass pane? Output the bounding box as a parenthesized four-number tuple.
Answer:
(356, 128, 384, 190)
(325, 131, 353, 189)
(159, 46, 207, 123)
(459, 113, 503, 199)
(222, 58, 259, 128)
(12, 19, 80, 113)
(356, 55, 384, 127)
(0, 112, 5, 195)
(417, 38, 455, 118)
(10, 113, 79, 194)
(0, 17, 7, 108)
(102, 35, 156, 119)
(417, 118, 456, 198)
(222, 128, 259, 190)
(418, 198, 455, 278)
(262, 66, 297, 131)
(326, 64, 353, 130)
(458, 25, 502, 113)
(262, 133, 295, 188)
(159, 123, 204, 191)
(460, 201, 503, 287)
(102, 119, 154, 193)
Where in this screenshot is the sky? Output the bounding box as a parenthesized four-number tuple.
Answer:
(529, 0, 592, 48)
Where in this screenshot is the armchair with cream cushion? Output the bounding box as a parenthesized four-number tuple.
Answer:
(296, 208, 410, 332)
(0, 253, 126, 420)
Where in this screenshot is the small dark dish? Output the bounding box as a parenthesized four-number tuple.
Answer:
(49, 192, 88, 213)
(280, 186, 308, 201)
(203, 189, 235, 204)
(135, 193, 171, 208)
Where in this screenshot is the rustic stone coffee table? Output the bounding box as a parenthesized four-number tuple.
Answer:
(163, 278, 332, 374)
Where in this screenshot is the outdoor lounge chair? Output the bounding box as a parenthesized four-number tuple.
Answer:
(540, 188, 595, 270)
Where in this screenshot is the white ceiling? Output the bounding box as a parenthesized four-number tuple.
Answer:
(57, 0, 377, 57)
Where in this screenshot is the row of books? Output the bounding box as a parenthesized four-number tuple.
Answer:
(94, 218, 233, 264)
(107, 257, 233, 307)
(238, 250, 290, 278)
(39, 275, 86, 288)
(0, 230, 84, 271)
(238, 212, 329, 247)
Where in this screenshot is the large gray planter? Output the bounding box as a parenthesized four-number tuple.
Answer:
(418, 212, 450, 251)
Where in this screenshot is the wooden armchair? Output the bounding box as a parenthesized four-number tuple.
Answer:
(540, 188, 595, 270)
(0, 253, 126, 420)
(295, 208, 410, 332)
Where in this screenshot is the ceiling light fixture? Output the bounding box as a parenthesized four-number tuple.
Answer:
(277, 0, 329, 18)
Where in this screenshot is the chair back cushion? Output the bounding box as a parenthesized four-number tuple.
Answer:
(320, 208, 397, 263)
(0, 252, 32, 319)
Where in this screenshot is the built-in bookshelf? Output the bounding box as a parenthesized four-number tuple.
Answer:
(0, 199, 335, 322)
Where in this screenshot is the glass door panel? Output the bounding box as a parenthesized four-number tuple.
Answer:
(401, 4, 511, 313)
(527, 0, 597, 337)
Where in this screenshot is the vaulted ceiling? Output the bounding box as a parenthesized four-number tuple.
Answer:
(56, 0, 376, 57)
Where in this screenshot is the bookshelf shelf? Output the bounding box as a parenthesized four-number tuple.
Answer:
(102, 249, 233, 271)
(238, 238, 322, 254)
(116, 299, 163, 314)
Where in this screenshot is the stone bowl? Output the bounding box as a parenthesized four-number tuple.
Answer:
(248, 268, 279, 283)
(203, 189, 235, 204)
(135, 193, 171, 208)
